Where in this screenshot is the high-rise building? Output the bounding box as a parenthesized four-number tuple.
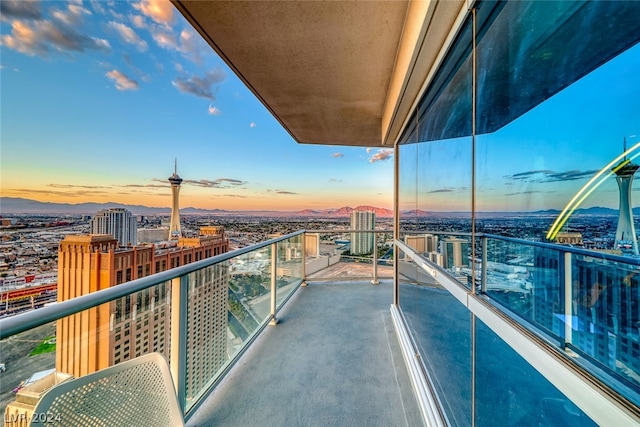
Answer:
(425, 234, 439, 254)
(168, 160, 183, 240)
(404, 233, 439, 255)
(90, 208, 137, 247)
(613, 141, 639, 255)
(56, 231, 229, 401)
(442, 237, 469, 269)
(404, 235, 426, 254)
(350, 211, 376, 255)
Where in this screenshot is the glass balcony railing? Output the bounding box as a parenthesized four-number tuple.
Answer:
(0, 229, 391, 424)
(304, 229, 394, 283)
(2, 228, 638, 426)
(480, 234, 640, 407)
(0, 231, 307, 423)
(396, 232, 640, 426)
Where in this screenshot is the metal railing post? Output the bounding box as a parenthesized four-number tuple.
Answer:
(170, 276, 188, 412)
(270, 243, 279, 325)
(301, 233, 307, 286)
(564, 251, 573, 348)
(393, 143, 400, 305)
(372, 232, 379, 285)
(481, 236, 488, 294)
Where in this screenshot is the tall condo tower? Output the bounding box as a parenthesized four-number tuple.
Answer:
(90, 208, 137, 246)
(168, 159, 183, 239)
(613, 139, 639, 255)
(350, 210, 375, 255)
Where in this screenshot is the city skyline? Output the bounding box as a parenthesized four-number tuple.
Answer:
(1, 1, 639, 214)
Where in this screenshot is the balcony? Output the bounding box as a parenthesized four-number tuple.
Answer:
(1, 231, 639, 426)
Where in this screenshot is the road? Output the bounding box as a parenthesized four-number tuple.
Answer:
(0, 322, 57, 417)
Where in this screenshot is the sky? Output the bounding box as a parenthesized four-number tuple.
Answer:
(2, 1, 639, 215)
(0, 0, 394, 211)
(399, 36, 640, 213)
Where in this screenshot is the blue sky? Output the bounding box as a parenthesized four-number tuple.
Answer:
(2, 1, 639, 214)
(0, 0, 394, 211)
(405, 38, 640, 213)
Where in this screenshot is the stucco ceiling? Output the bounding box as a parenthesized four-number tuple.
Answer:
(173, 1, 410, 147)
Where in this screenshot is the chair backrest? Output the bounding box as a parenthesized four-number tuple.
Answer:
(30, 352, 184, 427)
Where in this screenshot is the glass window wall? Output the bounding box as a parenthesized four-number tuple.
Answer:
(397, 1, 640, 424)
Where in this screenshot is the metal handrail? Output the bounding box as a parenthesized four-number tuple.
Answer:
(482, 233, 640, 265)
(399, 229, 640, 266)
(305, 229, 392, 233)
(0, 230, 305, 339)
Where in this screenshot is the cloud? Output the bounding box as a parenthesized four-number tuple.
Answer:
(504, 169, 599, 183)
(151, 27, 177, 50)
(0, 0, 42, 20)
(121, 184, 167, 189)
(10, 187, 110, 197)
(249, 122, 256, 128)
(332, 153, 344, 158)
(89, 0, 106, 15)
(178, 28, 208, 65)
(427, 187, 467, 194)
(108, 21, 148, 52)
(1, 18, 110, 57)
(106, 69, 139, 91)
(172, 69, 225, 100)
(51, 4, 91, 26)
(130, 15, 145, 29)
(148, 25, 207, 65)
(48, 184, 110, 189)
(265, 189, 298, 195)
(133, 0, 174, 26)
(329, 179, 343, 183)
(109, 10, 125, 22)
(504, 190, 552, 196)
(208, 105, 222, 116)
(181, 178, 246, 188)
(368, 149, 393, 163)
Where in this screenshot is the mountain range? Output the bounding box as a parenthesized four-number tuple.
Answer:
(0, 197, 627, 217)
(0, 197, 395, 217)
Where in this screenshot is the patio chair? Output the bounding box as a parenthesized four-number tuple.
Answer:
(30, 352, 184, 426)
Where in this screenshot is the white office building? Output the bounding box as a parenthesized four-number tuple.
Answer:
(90, 208, 137, 246)
(350, 211, 375, 255)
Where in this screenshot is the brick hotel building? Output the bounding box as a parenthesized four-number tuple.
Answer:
(56, 226, 229, 400)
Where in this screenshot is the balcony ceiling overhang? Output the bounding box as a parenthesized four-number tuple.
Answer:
(173, 1, 466, 147)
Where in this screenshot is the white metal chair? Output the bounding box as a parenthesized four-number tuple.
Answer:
(30, 352, 184, 427)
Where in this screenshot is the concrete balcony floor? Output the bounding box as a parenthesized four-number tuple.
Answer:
(187, 279, 424, 427)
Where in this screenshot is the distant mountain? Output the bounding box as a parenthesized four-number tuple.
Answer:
(577, 206, 617, 215)
(0, 197, 632, 218)
(297, 209, 321, 215)
(530, 209, 562, 215)
(402, 209, 432, 217)
(295, 205, 394, 217)
(0, 197, 227, 215)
